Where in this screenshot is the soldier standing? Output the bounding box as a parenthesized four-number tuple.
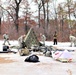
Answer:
(40, 33, 46, 46)
(53, 31, 57, 45)
(3, 33, 11, 45)
(18, 35, 26, 48)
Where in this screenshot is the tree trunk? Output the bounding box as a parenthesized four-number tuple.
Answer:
(0, 18, 1, 34)
(42, 0, 46, 35)
(38, 4, 40, 27)
(47, 1, 49, 29)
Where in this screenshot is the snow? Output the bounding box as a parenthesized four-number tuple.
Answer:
(45, 41, 76, 50)
(0, 40, 76, 75)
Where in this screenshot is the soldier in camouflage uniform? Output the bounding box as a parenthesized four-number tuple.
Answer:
(53, 31, 57, 45)
(3, 33, 11, 45)
(18, 35, 26, 48)
(40, 33, 46, 46)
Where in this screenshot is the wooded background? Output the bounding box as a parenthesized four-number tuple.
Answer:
(0, 0, 76, 42)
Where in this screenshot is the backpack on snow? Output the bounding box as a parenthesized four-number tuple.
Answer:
(24, 54, 39, 62)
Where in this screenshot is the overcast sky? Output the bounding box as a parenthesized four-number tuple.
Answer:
(29, 0, 67, 13)
(57, 0, 66, 3)
(55, 0, 76, 3)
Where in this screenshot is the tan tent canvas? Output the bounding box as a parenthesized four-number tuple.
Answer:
(24, 28, 40, 48)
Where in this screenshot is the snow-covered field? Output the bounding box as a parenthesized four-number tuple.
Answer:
(0, 40, 76, 75)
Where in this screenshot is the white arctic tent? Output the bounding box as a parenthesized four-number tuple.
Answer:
(52, 51, 62, 60)
(52, 50, 72, 62)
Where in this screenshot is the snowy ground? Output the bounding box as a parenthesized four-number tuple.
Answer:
(0, 40, 76, 75)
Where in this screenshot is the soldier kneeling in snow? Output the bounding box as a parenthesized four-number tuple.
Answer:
(43, 47, 52, 57)
(19, 47, 30, 56)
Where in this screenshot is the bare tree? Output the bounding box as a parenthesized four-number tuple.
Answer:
(13, 0, 22, 32)
(2, 0, 22, 32)
(64, 0, 74, 33)
(57, 4, 66, 41)
(0, 6, 3, 34)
